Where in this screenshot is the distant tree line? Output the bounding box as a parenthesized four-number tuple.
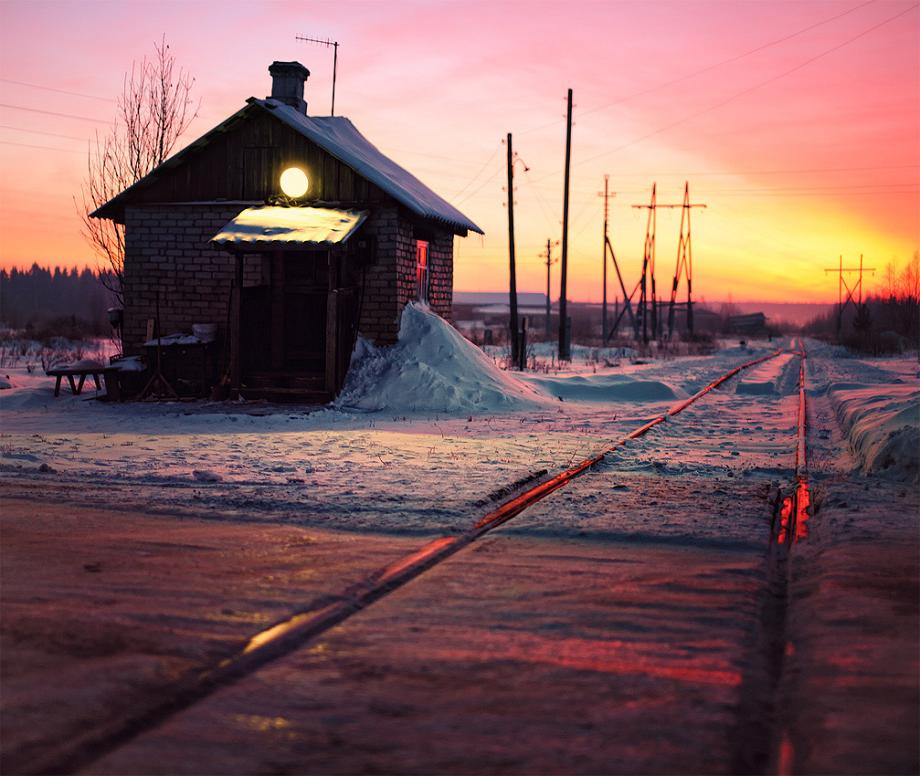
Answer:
(0, 264, 117, 337)
(804, 252, 920, 353)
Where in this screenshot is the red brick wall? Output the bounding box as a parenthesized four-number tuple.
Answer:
(357, 207, 455, 345)
(427, 230, 454, 322)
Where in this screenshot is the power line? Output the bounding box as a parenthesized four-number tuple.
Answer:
(0, 103, 110, 124)
(519, 0, 879, 137)
(451, 142, 502, 199)
(455, 164, 503, 206)
(0, 139, 83, 154)
(0, 124, 87, 142)
(0, 77, 111, 102)
(577, 0, 880, 122)
(534, 2, 919, 181)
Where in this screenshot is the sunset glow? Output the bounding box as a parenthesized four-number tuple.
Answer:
(0, 0, 917, 304)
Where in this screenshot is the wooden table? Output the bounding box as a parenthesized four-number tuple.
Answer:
(47, 366, 122, 400)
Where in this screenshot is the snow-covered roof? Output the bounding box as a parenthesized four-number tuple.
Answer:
(211, 206, 367, 248)
(91, 99, 483, 236)
(253, 99, 482, 235)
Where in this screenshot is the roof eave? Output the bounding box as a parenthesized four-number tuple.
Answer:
(89, 103, 257, 222)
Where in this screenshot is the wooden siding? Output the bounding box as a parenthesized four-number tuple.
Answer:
(113, 109, 390, 212)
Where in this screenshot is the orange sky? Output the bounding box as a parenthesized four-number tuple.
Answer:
(1, 0, 917, 303)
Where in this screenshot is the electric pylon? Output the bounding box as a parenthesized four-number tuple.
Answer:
(632, 184, 657, 343)
(666, 182, 706, 339)
(824, 254, 875, 335)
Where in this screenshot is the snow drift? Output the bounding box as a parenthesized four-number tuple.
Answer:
(336, 303, 550, 413)
(830, 382, 920, 481)
(521, 374, 687, 403)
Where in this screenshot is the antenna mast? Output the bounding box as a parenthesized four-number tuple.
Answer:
(295, 34, 339, 115)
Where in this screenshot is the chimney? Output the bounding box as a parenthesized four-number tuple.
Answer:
(268, 61, 310, 114)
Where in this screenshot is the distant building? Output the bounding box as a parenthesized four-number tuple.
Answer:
(727, 312, 768, 335)
(92, 60, 482, 401)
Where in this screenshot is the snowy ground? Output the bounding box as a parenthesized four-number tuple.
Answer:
(0, 307, 801, 534)
(1, 312, 917, 774)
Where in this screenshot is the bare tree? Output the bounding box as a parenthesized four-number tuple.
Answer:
(78, 36, 198, 306)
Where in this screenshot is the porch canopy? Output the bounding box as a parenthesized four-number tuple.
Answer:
(211, 205, 367, 249)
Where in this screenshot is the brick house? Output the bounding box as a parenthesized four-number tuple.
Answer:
(92, 60, 482, 401)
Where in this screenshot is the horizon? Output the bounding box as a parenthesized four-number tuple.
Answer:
(1, 0, 917, 305)
(0, 262, 842, 309)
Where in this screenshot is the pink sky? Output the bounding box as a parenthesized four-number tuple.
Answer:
(1, 0, 917, 303)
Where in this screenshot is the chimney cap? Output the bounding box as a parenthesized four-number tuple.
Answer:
(269, 60, 310, 79)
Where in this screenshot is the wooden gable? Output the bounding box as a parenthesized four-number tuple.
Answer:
(107, 108, 391, 217)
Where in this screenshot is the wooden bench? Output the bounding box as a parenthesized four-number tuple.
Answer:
(47, 365, 121, 400)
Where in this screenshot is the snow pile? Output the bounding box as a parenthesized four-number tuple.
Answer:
(830, 382, 920, 481)
(336, 304, 550, 413)
(522, 373, 687, 403)
(736, 380, 776, 396)
(0, 375, 13, 390)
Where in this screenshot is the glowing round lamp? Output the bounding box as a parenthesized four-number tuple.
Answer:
(280, 167, 309, 198)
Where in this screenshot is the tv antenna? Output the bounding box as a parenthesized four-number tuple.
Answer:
(295, 34, 339, 115)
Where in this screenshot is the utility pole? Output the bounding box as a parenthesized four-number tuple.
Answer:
(598, 175, 616, 344)
(559, 88, 573, 360)
(295, 34, 339, 114)
(632, 184, 658, 344)
(664, 182, 706, 340)
(506, 132, 519, 366)
(543, 238, 560, 338)
(825, 254, 875, 336)
(604, 234, 636, 343)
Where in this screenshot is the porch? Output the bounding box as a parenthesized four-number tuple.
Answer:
(213, 206, 368, 403)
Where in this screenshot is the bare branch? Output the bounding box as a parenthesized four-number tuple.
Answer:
(76, 35, 198, 321)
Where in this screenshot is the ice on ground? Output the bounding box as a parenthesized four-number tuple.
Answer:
(336, 303, 551, 413)
(830, 382, 920, 481)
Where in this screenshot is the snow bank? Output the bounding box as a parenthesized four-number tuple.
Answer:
(522, 374, 687, 403)
(736, 380, 776, 396)
(830, 382, 920, 481)
(336, 304, 550, 413)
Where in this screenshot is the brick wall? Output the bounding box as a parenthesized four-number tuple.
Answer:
(122, 204, 244, 355)
(123, 203, 457, 359)
(356, 207, 455, 344)
(356, 206, 401, 344)
(427, 230, 454, 321)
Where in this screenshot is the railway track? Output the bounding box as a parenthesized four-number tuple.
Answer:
(772, 340, 811, 547)
(23, 345, 808, 775)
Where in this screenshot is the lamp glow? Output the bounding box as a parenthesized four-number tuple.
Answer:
(280, 167, 309, 198)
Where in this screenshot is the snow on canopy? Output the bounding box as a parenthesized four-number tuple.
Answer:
(254, 99, 484, 236)
(211, 206, 367, 247)
(336, 303, 550, 414)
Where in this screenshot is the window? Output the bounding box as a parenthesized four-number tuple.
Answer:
(415, 240, 430, 303)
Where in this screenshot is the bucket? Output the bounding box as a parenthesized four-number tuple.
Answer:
(192, 323, 218, 342)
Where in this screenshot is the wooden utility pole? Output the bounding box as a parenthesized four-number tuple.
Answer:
(559, 88, 573, 360)
(543, 238, 559, 338)
(506, 132, 519, 366)
(598, 175, 615, 343)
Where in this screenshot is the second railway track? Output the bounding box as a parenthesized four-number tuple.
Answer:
(22, 344, 815, 775)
